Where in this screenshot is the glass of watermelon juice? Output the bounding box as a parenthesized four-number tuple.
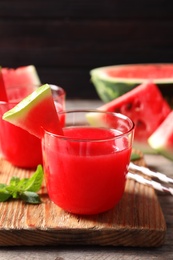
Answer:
(0, 84, 65, 168)
(42, 110, 134, 215)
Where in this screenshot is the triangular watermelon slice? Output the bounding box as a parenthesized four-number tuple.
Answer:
(2, 84, 63, 139)
(2, 65, 40, 88)
(1, 65, 41, 102)
(92, 81, 171, 152)
(148, 111, 173, 160)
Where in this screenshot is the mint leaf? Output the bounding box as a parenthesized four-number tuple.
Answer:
(0, 184, 7, 189)
(131, 152, 142, 161)
(20, 165, 44, 192)
(14, 178, 29, 192)
(0, 164, 44, 204)
(0, 189, 11, 202)
(10, 177, 20, 187)
(20, 191, 42, 204)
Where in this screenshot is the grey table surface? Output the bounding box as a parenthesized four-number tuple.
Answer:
(0, 100, 173, 260)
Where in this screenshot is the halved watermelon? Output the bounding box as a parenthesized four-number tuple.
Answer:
(93, 81, 171, 153)
(90, 64, 173, 106)
(148, 111, 173, 160)
(1, 65, 41, 101)
(2, 84, 63, 139)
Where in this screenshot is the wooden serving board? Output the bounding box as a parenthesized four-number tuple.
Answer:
(0, 151, 166, 247)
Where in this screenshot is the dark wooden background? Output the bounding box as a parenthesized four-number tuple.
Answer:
(0, 0, 173, 99)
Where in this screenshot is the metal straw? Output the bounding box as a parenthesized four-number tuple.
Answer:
(127, 172, 173, 195)
(129, 162, 173, 185)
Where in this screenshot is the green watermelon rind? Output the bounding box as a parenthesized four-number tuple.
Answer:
(21, 65, 41, 86)
(90, 64, 173, 105)
(24, 65, 41, 86)
(149, 147, 173, 161)
(147, 142, 173, 161)
(148, 111, 173, 160)
(91, 75, 139, 102)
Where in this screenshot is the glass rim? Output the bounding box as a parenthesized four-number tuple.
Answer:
(0, 84, 66, 105)
(44, 109, 135, 142)
(49, 84, 66, 96)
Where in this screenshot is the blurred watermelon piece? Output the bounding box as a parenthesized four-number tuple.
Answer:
(1, 65, 41, 101)
(95, 81, 171, 153)
(148, 111, 173, 160)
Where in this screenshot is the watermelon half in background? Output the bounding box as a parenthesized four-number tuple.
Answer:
(88, 81, 171, 153)
(90, 63, 173, 106)
(1, 65, 41, 101)
(148, 111, 173, 161)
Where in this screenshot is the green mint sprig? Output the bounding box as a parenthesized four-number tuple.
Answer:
(0, 164, 44, 204)
(130, 152, 142, 161)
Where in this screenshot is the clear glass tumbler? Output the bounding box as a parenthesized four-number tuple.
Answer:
(42, 110, 134, 215)
(0, 84, 66, 168)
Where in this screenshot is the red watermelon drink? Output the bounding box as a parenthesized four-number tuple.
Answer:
(42, 110, 134, 215)
(0, 85, 65, 168)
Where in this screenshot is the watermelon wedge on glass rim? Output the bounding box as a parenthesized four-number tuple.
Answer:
(2, 84, 63, 139)
(1, 83, 65, 168)
(87, 81, 171, 153)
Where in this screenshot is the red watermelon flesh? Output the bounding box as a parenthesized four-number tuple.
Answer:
(97, 81, 171, 152)
(0, 70, 7, 101)
(106, 64, 173, 79)
(1, 65, 41, 102)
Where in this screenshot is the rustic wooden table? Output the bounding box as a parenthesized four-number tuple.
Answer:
(0, 100, 173, 259)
